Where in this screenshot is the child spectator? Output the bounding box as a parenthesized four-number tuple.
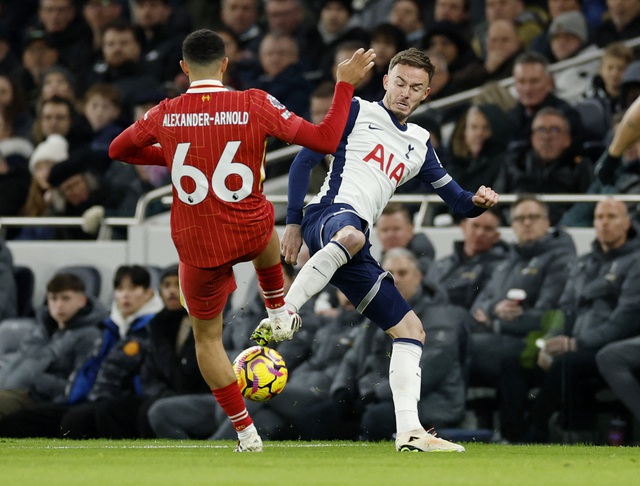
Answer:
(581, 42, 634, 134)
(81, 83, 123, 156)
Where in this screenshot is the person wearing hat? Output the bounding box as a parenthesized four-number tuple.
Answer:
(15, 134, 68, 240)
(18, 134, 69, 230)
(547, 11, 599, 102)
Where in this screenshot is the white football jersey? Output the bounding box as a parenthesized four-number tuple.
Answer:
(307, 98, 452, 228)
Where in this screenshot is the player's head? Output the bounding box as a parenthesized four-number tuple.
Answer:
(383, 48, 434, 124)
(181, 29, 227, 78)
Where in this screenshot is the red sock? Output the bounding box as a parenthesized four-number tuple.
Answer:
(256, 263, 285, 310)
(212, 383, 253, 432)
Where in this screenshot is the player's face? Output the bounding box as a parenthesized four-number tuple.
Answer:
(382, 63, 431, 124)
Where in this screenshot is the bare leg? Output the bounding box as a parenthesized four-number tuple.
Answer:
(191, 313, 235, 389)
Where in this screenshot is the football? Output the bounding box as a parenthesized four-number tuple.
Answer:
(232, 345, 288, 402)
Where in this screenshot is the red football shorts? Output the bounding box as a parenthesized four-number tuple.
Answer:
(178, 261, 237, 320)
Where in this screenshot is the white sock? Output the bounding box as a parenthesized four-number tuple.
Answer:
(267, 307, 289, 321)
(285, 241, 350, 312)
(389, 340, 423, 434)
(237, 423, 257, 440)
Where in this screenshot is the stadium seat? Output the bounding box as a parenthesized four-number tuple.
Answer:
(0, 317, 38, 368)
(574, 99, 610, 141)
(57, 265, 102, 299)
(13, 265, 35, 318)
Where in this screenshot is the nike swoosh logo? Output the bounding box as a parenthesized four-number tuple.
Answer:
(312, 266, 327, 278)
(368, 124, 382, 130)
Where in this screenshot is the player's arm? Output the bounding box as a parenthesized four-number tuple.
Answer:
(291, 49, 375, 153)
(291, 82, 353, 153)
(109, 126, 166, 166)
(281, 149, 325, 265)
(596, 95, 640, 184)
(419, 140, 497, 216)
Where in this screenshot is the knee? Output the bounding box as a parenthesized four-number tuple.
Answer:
(334, 227, 365, 255)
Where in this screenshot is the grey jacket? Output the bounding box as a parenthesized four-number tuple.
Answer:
(549, 229, 640, 351)
(0, 240, 17, 321)
(0, 296, 106, 402)
(471, 228, 577, 336)
(427, 239, 511, 310)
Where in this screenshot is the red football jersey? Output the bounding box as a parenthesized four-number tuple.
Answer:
(129, 80, 304, 268)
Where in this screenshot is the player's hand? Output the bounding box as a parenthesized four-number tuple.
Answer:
(281, 224, 303, 265)
(335, 48, 376, 86)
(472, 185, 499, 208)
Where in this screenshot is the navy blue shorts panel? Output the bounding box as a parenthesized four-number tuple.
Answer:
(361, 277, 412, 330)
(302, 203, 367, 255)
(301, 203, 411, 330)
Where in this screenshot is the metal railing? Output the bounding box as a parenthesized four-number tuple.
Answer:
(3, 193, 640, 241)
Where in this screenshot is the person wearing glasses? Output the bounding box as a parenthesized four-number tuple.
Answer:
(501, 198, 640, 443)
(494, 107, 594, 225)
(469, 195, 576, 392)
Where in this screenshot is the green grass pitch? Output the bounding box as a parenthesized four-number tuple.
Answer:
(0, 439, 637, 486)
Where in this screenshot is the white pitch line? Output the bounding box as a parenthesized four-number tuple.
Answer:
(2, 442, 373, 451)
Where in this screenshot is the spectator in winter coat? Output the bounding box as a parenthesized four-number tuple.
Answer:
(0, 265, 162, 438)
(0, 273, 106, 419)
(500, 198, 640, 443)
(470, 195, 576, 387)
(426, 209, 510, 311)
(59, 264, 208, 439)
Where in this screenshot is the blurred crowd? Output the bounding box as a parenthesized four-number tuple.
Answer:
(1, 0, 640, 237)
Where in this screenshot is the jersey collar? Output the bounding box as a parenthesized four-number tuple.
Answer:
(187, 79, 227, 93)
